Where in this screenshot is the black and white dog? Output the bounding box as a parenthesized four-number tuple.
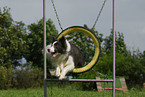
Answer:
(45, 36, 85, 79)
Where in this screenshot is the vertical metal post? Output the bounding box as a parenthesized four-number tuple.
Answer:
(43, 0, 47, 97)
(112, 0, 115, 97)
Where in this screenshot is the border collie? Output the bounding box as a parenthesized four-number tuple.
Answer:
(45, 36, 85, 80)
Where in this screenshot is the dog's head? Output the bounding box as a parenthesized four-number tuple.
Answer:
(47, 36, 67, 57)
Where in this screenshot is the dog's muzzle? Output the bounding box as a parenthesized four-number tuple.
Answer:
(51, 52, 58, 57)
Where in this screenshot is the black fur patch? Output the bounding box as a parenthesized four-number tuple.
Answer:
(70, 45, 85, 68)
(52, 36, 67, 54)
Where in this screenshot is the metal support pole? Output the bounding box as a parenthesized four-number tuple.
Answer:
(112, 0, 115, 97)
(43, 0, 47, 97)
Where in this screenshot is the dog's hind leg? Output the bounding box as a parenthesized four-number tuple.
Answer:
(59, 56, 74, 80)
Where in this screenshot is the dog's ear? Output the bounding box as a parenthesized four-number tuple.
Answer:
(59, 36, 66, 47)
(59, 35, 65, 43)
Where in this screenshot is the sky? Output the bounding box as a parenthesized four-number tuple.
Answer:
(0, 0, 145, 52)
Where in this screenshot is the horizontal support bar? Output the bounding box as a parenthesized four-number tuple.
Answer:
(47, 79, 114, 82)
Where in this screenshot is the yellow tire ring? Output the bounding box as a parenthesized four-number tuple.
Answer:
(57, 26, 100, 73)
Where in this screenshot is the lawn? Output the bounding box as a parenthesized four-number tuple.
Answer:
(0, 86, 145, 97)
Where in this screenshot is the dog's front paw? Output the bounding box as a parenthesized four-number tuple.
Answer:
(55, 72, 60, 77)
(59, 76, 66, 80)
(56, 74, 60, 77)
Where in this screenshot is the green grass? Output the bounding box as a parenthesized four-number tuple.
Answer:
(100, 77, 122, 88)
(0, 86, 145, 97)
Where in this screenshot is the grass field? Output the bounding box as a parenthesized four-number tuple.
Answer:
(0, 86, 145, 97)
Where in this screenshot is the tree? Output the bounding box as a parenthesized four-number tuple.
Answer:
(0, 7, 27, 89)
(25, 19, 58, 68)
(103, 31, 127, 54)
(0, 7, 27, 67)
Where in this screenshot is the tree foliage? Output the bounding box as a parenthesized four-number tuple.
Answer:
(0, 65, 13, 89)
(0, 7, 28, 89)
(13, 65, 43, 89)
(103, 31, 127, 54)
(25, 19, 58, 68)
(0, 7, 27, 67)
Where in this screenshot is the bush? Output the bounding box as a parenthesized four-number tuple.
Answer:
(13, 65, 43, 89)
(0, 66, 13, 90)
(74, 52, 145, 90)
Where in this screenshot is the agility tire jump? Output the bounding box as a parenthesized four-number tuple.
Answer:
(57, 26, 100, 73)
